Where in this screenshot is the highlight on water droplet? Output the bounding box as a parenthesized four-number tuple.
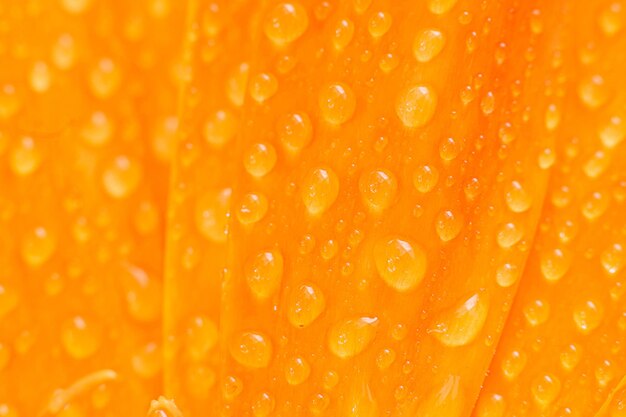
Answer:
(501, 349, 527, 381)
(332, 18, 355, 50)
(285, 355, 311, 385)
(572, 299, 604, 334)
(368, 11, 392, 38)
(428, 292, 489, 347)
(435, 209, 463, 242)
(540, 247, 572, 282)
(373, 236, 427, 292)
(523, 299, 550, 327)
(328, 316, 379, 359)
(277, 112, 313, 154)
(496, 222, 523, 249)
(531, 374, 561, 409)
(601, 243, 625, 276)
(237, 192, 269, 225)
(505, 180, 533, 213)
(413, 165, 439, 193)
(244, 142, 277, 177)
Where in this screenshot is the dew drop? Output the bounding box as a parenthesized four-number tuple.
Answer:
(501, 349, 527, 380)
(599, 116, 625, 149)
(395, 85, 437, 128)
(249, 73, 278, 103)
(285, 356, 311, 385)
(429, 293, 489, 347)
(332, 18, 355, 50)
(358, 169, 397, 214)
(195, 188, 232, 243)
(328, 317, 379, 359)
(368, 11, 392, 38)
(0, 285, 18, 320)
(264, 2, 309, 46)
(601, 243, 625, 276)
(505, 181, 533, 213)
(572, 300, 604, 334)
(413, 29, 446, 63)
(245, 249, 283, 299)
(237, 192, 269, 225)
(373, 237, 427, 292)
(203, 110, 238, 148)
(21, 227, 56, 268)
(287, 283, 326, 328)
(277, 112, 313, 154)
(229, 332, 272, 368)
(102, 155, 142, 199)
(540, 248, 571, 282)
(244, 142, 277, 178)
(523, 299, 550, 327)
(10, 136, 41, 176)
(560, 343, 582, 371)
(301, 167, 340, 216)
(496, 263, 520, 288)
(578, 74, 609, 109)
(531, 374, 561, 409)
(61, 315, 102, 359)
(435, 210, 463, 242)
(185, 315, 218, 361)
(428, 0, 459, 15)
(496, 222, 523, 249)
(413, 165, 439, 193)
(319, 83, 356, 125)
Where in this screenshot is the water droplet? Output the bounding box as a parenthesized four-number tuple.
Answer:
(358, 169, 397, 214)
(226, 63, 250, 107)
(245, 249, 283, 299)
(132, 342, 162, 378)
(573, 299, 604, 334)
(428, 0, 458, 14)
(601, 243, 625, 276)
(501, 349, 527, 380)
(249, 73, 278, 103)
(237, 192, 269, 225)
(195, 188, 232, 243)
(121, 264, 162, 322)
(0, 285, 18, 320)
(505, 181, 533, 213)
(373, 237, 427, 292)
(413, 29, 446, 63)
(328, 317, 379, 359)
(229, 332, 272, 368)
(301, 167, 340, 216)
(545, 103, 561, 131)
(538, 147, 556, 169)
(578, 74, 609, 109)
(285, 355, 311, 385)
(102, 155, 142, 199)
(186, 365, 217, 399)
(21, 227, 56, 268)
(264, 2, 309, 46)
(53, 34, 76, 70)
(560, 343, 582, 371)
(185, 315, 218, 361)
(475, 393, 505, 417)
(584, 150, 611, 179)
(523, 299, 550, 327)
(319, 83, 356, 125)
(81, 111, 113, 146)
(61, 315, 102, 359)
(332, 18, 355, 50)
(598, 2, 624, 36)
(439, 137, 462, 161)
(30, 61, 51, 93)
(435, 210, 463, 242)
(222, 375, 243, 401)
(277, 112, 313, 154)
(417, 375, 465, 417)
(203, 110, 238, 148)
(413, 165, 439, 193)
(540, 248, 571, 282)
(481, 91, 495, 115)
(395, 85, 437, 128)
(429, 293, 489, 347)
(581, 191, 610, 220)
(496, 222, 523, 249)
(309, 393, 330, 415)
(346, 378, 379, 417)
(89, 58, 121, 98)
(287, 283, 326, 328)
(376, 348, 396, 370)
(10, 136, 41, 176)
(496, 263, 520, 287)
(249, 392, 274, 417)
(62, 0, 91, 13)
(600, 116, 625, 149)
(368, 11, 392, 38)
(244, 142, 277, 178)
(531, 374, 561, 408)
